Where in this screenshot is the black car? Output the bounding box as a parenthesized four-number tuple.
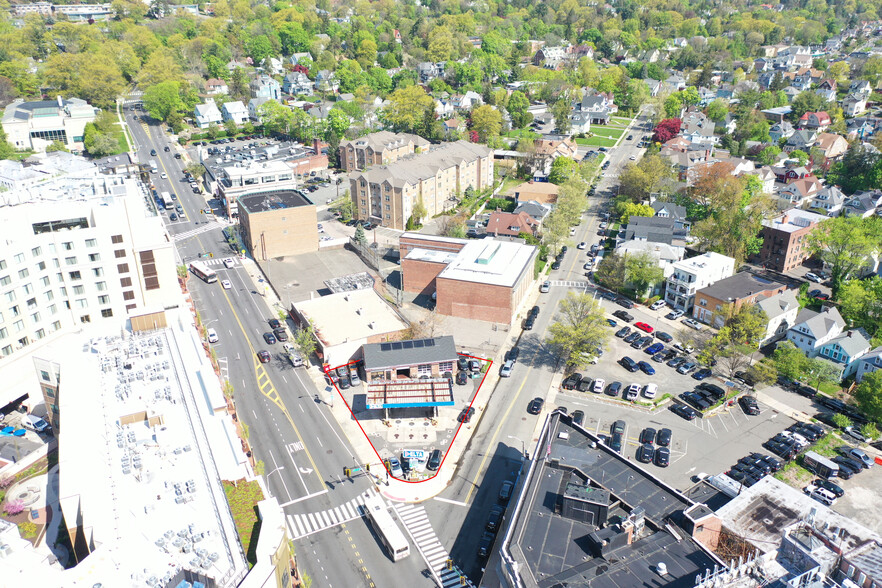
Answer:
(696, 383, 726, 400)
(477, 531, 495, 558)
(617, 298, 635, 309)
(636, 443, 654, 463)
(562, 373, 583, 390)
(527, 397, 544, 414)
(795, 384, 817, 398)
(613, 310, 634, 322)
(263, 332, 277, 344)
(734, 371, 756, 387)
(485, 505, 505, 532)
(671, 403, 699, 421)
(455, 371, 468, 386)
(619, 356, 639, 372)
(657, 428, 672, 447)
(268, 318, 282, 330)
(427, 449, 443, 471)
(615, 326, 632, 338)
(817, 396, 847, 412)
(576, 378, 593, 393)
(655, 332, 673, 343)
(739, 395, 761, 415)
(572, 410, 585, 426)
(609, 431, 624, 453)
(457, 407, 476, 423)
(457, 357, 469, 372)
(623, 331, 641, 344)
(639, 427, 657, 444)
(273, 328, 289, 342)
(164, 145, 170, 152)
(660, 349, 678, 362)
(337, 375, 351, 390)
(655, 447, 670, 467)
(831, 456, 860, 477)
(506, 347, 520, 362)
(551, 261, 561, 270)
(150, 149, 157, 156)
(815, 479, 845, 497)
(529, 305, 540, 319)
(652, 352, 667, 362)
(606, 381, 622, 396)
(523, 316, 535, 330)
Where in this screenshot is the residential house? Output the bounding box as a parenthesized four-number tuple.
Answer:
(570, 92, 615, 127)
(529, 138, 579, 179)
(485, 210, 541, 238)
(194, 99, 222, 129)
(451, 91, 483, 112)
(205, 78, 228, 95)
(513, 201, 551, 225)
(770, 164, 812, 184)
(250, 75, 281, 101)
(817, 329, 872, 377)
(769, 121, 796, 142)
(221, 100, 249, 125)
(680, 109, 718, 145)
(809, 185, 845, 215)
(664, 252, 736, 313)
(692, 272, 788, 327)
(761, 106, 793, 124)
(815, 79, 837, 101)
(282, 72, 313, 96)
(617, 216, 688, 250)
(757, 289, 800, 344)
(434, 99, 454, 119)
(645, 79, 662, 97)
(786, 306, 846, 357)
(777, 176, 824, 208)
(715, 114, 737, 135)
(842, 93, 868, 117)
(856, 346, 882, 382)
(248, 97, 269, 121)
(532, 46, 569, 69)
(798, 111, 832, 131)
(512, 181, 559, 206)
(442, 118, 463, 138)
(665, 72, 687, 91)
(785, 129, 818, 152)
(416, 62, 445, 83)
(841, 189, 882, 218)
(813, 132, 849, 163)
(751, 166, 777, 194)
(650, 201, 689, 231)
(847, 116, 882, 142)
(289, 52, 311, 65)
(314, 70, 338, 93)
(849, 80, 873, 98)
(616, 240, 685, 278)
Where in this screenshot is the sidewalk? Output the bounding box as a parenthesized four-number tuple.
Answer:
(754, 388, 814, 422)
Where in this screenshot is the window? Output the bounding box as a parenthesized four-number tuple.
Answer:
(120, 277, 132, 288)
(30, 312, 39, 323)
(73, 285, 84, 295)
(44, 290, 53, 302)
(26, 297, 36, 309)
(0, 260, 5, 270)
(18, 268, 29, 279)
(52, 259, 59, 268)
(88, 253, 100, 262)
(1, 345, 11, 356)
(31, 246, 41, 257)
(34, 329, 44, 340)
(50, 321, 61, 332)
(117, 263, 129, 274)
(48, 304, 56, 315)
(0, 276, 9, 287)
(96, 281, 107, 291)
(14, 253, 24, 263)
(62, 242, 73, 251)
(79, 315, 90, 324)
(123, 291, 135, 301)
(98, 295, 110, 305)
(439, 361, 453, 373)
(101, 308, 113, 318)
(0, 327, 6, 340)
(699, 298, 707, 306)
(92, 268, 103, 277)
(417, 364, 432, 376)
(75, 298, 87, 309)
(114, 249, 126, 259)
(13, 319, 24, 332)
(40, 276, 49, 287)
(69, 271, 81, 280)
(85, 238, 97, 247)
(111, 235, 123, 244)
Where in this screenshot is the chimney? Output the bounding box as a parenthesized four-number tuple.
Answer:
(313, 138, 323, 154)
(57, 95, 63, 108)
(847, 331, 853, 337)
(781, 214, 788, 224)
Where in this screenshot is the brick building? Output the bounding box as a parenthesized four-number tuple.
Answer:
(400, 234, 537, 324)
(756, 209, 826, 272)
(693, 272, 787, 327)
(237, 190, 318, 260)
(338, 131, 430, 172)
(350, 141, 494, 230)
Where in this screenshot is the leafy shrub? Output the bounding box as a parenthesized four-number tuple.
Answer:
(4, 499, 24, 516)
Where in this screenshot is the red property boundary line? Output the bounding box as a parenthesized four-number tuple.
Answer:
(324, 352, 492, 483)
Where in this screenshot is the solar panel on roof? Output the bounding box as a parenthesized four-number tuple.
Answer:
(380, 343, 392, 351)
(413, 340, 425, 348)
(425, 340, 435, 347)
(402, 341, 414, 349)
(391, 341, 402, 350)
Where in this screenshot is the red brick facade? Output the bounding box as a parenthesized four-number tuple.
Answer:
(401, 258, 447, 295)
(436, 278, 515, 324)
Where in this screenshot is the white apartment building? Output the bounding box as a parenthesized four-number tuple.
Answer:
(664, 252, 735, 313)
(210, 159, 298, 218)
(2, 97, 98, 153)
(0, 169, 179, 375)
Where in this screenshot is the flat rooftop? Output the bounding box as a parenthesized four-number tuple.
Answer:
(697, 272, 785, 301)
(238, 189, 312, 213)
(405, 247, 459, 265)
(762, 209, 827, 233)
(438, 238, 536, 287)
(501, 414, 721, 587)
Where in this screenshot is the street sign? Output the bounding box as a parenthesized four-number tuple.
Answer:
(402, 450, 426, 460)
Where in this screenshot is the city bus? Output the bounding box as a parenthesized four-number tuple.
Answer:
(160, 191, 174, 210)
(363, 494, 410, 561)
(188, 260, 218, 283)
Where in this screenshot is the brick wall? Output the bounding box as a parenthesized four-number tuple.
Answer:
(694, 285, 787, 326)
(437, 278, 513, 323)
(240, 204, 318, 260)
(401, 258, 447, 294)
(759, 224, 816, 272)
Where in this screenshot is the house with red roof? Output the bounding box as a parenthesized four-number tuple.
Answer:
(798, 111, 831, 131)
(485, 210, 541, 238)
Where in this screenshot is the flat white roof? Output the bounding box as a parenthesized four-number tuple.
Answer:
(294, 288, 409, 349)
(762, 209, 827, 233)
(438, 238, 536, 287)
(405, 247, 458, 264)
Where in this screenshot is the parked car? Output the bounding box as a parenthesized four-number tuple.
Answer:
(845, 426, 873, 443)
(527, 397, 544, 414)
(571, 410, 585, 426)
(562, 373, 582, 390)
(263, 332, 277, 344)
(625, 383, 640, 400)
(500, 360, 515, 378)
(498, 481, 514, 502)
(617, 298, 635, 309)
(649, 300, 666, 310)
(697, 383, 726, 399)
(615, 326, 632, 338)
(657, 428, 672, 447)
(639, 427, 657, 444)
(842, 446, 873, 468)
(592, 378, 605, 393)
(805, 272, 823, 283)
(427, 449, 443, 471)
(273, 328, 289, 342)
(677, 361, 697, 375)
(667, 356, 687, 369)
(634, 322, 654, 333)
(455, 371, 468, 386)
(613, 310, 634, 322)
(620, 356, 639, 372)
(637, 361, 656, 375)
(670, 403, 699, 420)
(655, 447, 670, 467)
(539, 281, 551, 293)
(577, 378, 593, 393)
(666, 309, 685, 320)
(636, 443, 655, 463)
(682, 318, 703, 330)
(606, 381, 622, 396)
(469, 359, 482, 373)
(692, 368, 712, 380)
(655, 332, 673, 343)
(624, 332, 641, 344)
(739, 395, 761, 415)
(645, 343, 664, 355)
(485, 505, 505, 532)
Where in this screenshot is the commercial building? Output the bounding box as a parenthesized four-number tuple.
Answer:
(496, 412, 723, 587)
(350, 141, 493, 230)
(0, 165, 179, 389)
(237, 190, 318, 260)
(2, 97, 98, 153)
(756, 209, 826, 272)
(664, 252, 735, 313)
(290, 287, 409, 367)
(363, 335, 458, 381)
(9, 2, 113, 20)
(692, 272, 787, 327)
(338, 131, 430, 172)
(400, 234, 537, 324)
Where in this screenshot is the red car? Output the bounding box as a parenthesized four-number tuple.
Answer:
(634, 322, 654, 333)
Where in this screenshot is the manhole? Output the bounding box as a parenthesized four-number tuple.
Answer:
(326, 449, 333, 455)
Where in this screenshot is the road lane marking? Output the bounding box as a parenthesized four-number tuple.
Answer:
(278, 488, 329, 507)
(433, 497, 469, 507)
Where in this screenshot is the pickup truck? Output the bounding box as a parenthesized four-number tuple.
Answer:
(282, 343, 304, 367)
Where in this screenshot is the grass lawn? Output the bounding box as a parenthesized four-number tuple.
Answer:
(590, 126, 626, 140)
(817, 381, 842, 395)
(505, 129, 540, 140)
(811, 433, 839, 458)
(610, 116, 634, 125)
(223, 479, 264, 566)
(575, 136, 618, 147)
(499, 176, 523, 195)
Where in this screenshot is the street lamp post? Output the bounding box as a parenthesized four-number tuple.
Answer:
(508, 435, 527, 460)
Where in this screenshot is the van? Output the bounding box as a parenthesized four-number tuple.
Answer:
(22, 414, 49, 433)
(810, 487, 836, 506)
(207, 328, 219, 343)
(642, 383, 658, 399)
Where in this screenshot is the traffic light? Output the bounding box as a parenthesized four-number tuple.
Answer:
(209, 253, 214, 258)
(343, 467, 351, 477)
(364, 463, 370, 472)
(446, 559, 453, 571)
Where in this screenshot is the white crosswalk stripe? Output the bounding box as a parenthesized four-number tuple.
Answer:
(549, 280, 590, 288)
(286, 489, 375, 540)
(171, 221, 223, 242)
(394, 502, 476, 586)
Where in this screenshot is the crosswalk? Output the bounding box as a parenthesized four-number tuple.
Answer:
(286, 489, 374, 539)
(197, 255, 237, 267)
(172, 221, 223, 242)
(550, 280, 590, 288)
(394, 503, 475, 587)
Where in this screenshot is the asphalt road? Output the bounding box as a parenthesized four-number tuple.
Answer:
(126, 112, 429, 588)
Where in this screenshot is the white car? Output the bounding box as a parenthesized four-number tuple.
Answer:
(673, 342, 694, 354)
(160, 172, 167, 179)
(583, 262, 593, 270)
(223, 257, 235, 268)
(570, 227, 577, 236)
(540, 281, 550, 293)
(207, 328, 218, 343)
(666, 309, 685, 320)
(649, 300, 666, 311)
(626, 383, 640, 400)
(592, 378, 605, 393)
(682, 318, 703, 331)
(629, 155, 637, 160)
(221, 280, 232, 289)
(805, 272, 823, 283)
(577, 242, 587, 250)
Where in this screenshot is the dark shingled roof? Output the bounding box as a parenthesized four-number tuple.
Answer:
(696, 272, 785, 302)
(363, 336, 458, 370)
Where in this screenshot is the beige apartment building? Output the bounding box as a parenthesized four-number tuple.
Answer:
(338, 131, 431, 172)
(238, 190, 318, 260)
(350, 141, 494, 230)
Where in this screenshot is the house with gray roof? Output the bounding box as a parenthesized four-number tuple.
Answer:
(809, 185, 845, 216)
(786, 306, 846, 357)
(841, 189, 882, 218)
(757, 289, 800, 344)
(817, 329, 872, 377)
(856, 346, 882, 382)
(416, 62, 445, 83)
(617, 216, 687, 248)
(681, 110, 718, 145)
(650, 201, 689, 230)
(282, 71, 313, 96)
(194, 99, 222, 129)
(362, 335, 458, 380)
(769, 121, 795, 143)
(785, 129, 818, 151)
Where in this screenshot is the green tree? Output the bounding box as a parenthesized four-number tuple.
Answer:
(383, 85, 435, 134)
(470, 105, 502, 143)
(618, 154, 676, 203)
(325, 109, 351, 140)
(618, 202, 655, 224)
(806, 357, 842, 393)
(355, 39, 378, 69)
(224, 119, 238, 137)
(412, 198, 427, 225)
(83, 123, 119, 156)
(551, 99, 571, 134)
(541, 208, 570, 255)
(837, 277, 882, 338)
(354, 224, 367, 245)
(548, 157, 578, 185)
(293, 322, 317, 362)
(507, 91, 531, 129)
(546, 292, 610, 369)
(207, 122, 220, 140)
(45, 140, 68, 153)
(855, 370, 882, 423)
(808, 216, 882, 297)
(142, 81, 185, 122)
(758, 145, 782, 166)
(791, 90, 829, 120)
(772, 341, 809, 382)
(595, 252, 626, 293)
(832, 413, 852, 429)
(624, 252, 664, 297)
(706, 99, 729, 123)
(427, 26, 452, 62)
(790, 149, 809, 167)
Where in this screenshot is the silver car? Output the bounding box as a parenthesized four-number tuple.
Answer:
(500, 360, 514, 378)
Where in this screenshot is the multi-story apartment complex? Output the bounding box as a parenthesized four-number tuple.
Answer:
(9, 2, 113, 20)
(664, 252, 735, 313)
(0, 165, 178, 368)
(338, 131, 430, 172)
(350, 141, 494, 230)
(2, 97, 98, 153)
(756, 209, 826, 272)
